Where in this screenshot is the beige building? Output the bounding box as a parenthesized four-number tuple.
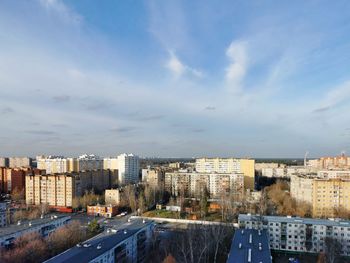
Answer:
(9, 157, 32, 168)
(290, 174, 317, 204)
(195, 158, 255, 189)
(25, 170, 111, 208)
(105, 189, 121, 205)
(165, 171, 244, 199)
(313, 178, 350, 218)
(308, 154, 350, 169)
(142, 168, 165, 189)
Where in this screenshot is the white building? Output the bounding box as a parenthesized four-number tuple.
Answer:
(45, 219, 154, 263)
(239, 214, 350, 256)
(117, 154, 139, 185)
(105, 189, 120, 205)
(9, 157, 32, 168)
(0, 215, 71, 248)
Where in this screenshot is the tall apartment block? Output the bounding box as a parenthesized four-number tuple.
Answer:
(117, 153, 139, 185)
(195, 158, 255, 189)
(0, 157, 9, 167)
(25, 170, 111, 210)
(37, 154, 103, 174)
(291, 173, 350, 218)
(165, 171, 244, 199)
(239, 214, 350, 256)
(9, 157, 32, 168)
(142, 167, 165, 189)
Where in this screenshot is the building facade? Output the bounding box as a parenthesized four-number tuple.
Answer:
(9, 157, 32, 168)
(195, 158, 255, 189)
(117, 154, 139, 185)
(165, 171, 244, 199)
(87, 204, 118, 218)
(0, 215, 71, 248)
(239, 214, 350, 256)
(105, 189, 120, 205)
(45, 219, 155, 263)
(0, 157, 9, 167)
(0, 203, 7, 227)
(141, 168, 165, 189)
(25, 170, 111, 209)
(290, 173, 316, 204)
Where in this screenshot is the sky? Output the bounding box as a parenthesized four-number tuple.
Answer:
(1, 0, 350, 158)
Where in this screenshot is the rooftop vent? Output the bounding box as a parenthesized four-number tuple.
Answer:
(249, 234, 252, 244)
(143, 219, 146, 223)
(29, 222, 32, 227)
(248, 249, 252, 263)
(17, 220, 21, 225)
(258, 230, 261, 236)
(241, 230, 244, 235)
(239, 243, 242, 249)
(124, 230, 127, 234)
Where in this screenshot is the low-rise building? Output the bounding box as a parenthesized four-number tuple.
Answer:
(227, 228, 272, 263)
(45, 219, 155, 263)
(239, 214, 350, 256)
(105, 189, 120, 205)
(87, 204, 118, 218)
(0, 215, 71, 248)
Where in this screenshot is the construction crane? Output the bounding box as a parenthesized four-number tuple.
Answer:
(304, 151, 309, 167)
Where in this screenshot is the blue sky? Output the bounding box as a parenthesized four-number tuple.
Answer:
(1, 0, 350, 158)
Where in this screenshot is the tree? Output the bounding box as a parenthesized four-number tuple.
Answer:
(88, 219, 100, 236)
(11, 187, 24, 203)
(138, 191, 146, 215)
(199, 188, 208, 218)
(324, 237, 341, 263)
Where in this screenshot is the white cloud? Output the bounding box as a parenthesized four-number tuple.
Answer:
(225, 41, 248, 92)
(165, 50, 203, 78)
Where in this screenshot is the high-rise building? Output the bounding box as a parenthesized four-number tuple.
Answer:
(0, 157, 9, 167)
(37, 154, 103, 174)
(195, 158, 255, 189)
(165, 171, 244, 198)
(117, 154, 139, 185)
(9, 157, 32, 168)
(25, 170, 111, 209)
(142, 168, 165, 189)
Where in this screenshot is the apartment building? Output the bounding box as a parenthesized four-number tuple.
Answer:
(45, 219, 155, 263)
(227, 229, 272, 263)
(317, 170, 350, 179)
(308, 154, 350, 169)
(291, 173, 350, 217)
(0, 215, 71, 248)
(290, 173, 317, 204)
(105, 189, 120, 205)
(195, 158, 255, 189)
(141, 168, 165, 189)
(239, 214, 350, 256)
(117, 154, 139, 185)
(9, 157, 32, 168)
(0, 167, 44, 193)
(313, 178, 350, 218)
(0, 157, 9, 167)
(37, 154, 103, 174)
(165, 171, 244, 198)
(25, 170, 111, 209)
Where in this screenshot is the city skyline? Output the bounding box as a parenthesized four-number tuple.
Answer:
(1, 0, 350, 157)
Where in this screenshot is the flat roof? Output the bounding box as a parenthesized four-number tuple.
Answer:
(227, 229, 271, 263)
(0, 215, 71, 238)
(45, 219, 153, 263)
(239, 214, 350, 227)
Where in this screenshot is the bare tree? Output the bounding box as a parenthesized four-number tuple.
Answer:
(324, 237, 341, 263)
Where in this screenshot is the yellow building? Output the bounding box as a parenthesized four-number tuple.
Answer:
(195, 158, 255, 189)
(312, 178, 350, 218)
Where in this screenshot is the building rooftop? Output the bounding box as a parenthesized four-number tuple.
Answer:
(239, 214, 350, 227)
(0, 215, 71, 238)
(227, 229, 271, 263)
(45, 219, 153, 263)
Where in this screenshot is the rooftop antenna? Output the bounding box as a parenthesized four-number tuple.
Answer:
(304, 151, 309, 167)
